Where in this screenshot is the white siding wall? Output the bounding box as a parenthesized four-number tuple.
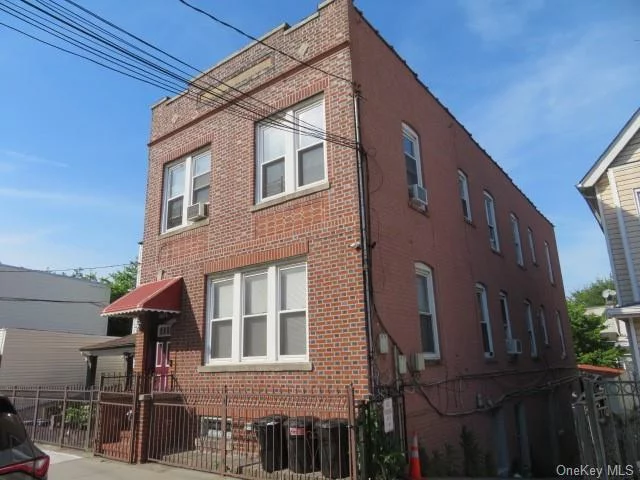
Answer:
(0, 329, 125, 386)
(0, 265, 109, 335)
(612, 129, 640, 168)
(95, 356, 127, 383)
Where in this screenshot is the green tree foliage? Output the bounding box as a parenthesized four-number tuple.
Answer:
(567, 277, 623, 368)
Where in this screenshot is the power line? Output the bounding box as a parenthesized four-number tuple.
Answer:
(177, 0, 354, 86)
(0, 296, 107, 306)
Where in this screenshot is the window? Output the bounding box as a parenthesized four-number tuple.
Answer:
(556, 311, 567, 359)
(524, 301, 537, 358)
(510, 214, 524, 266)
(544, 241, 555, 284)
(256, 98, 325, 201)
(499, 292, 513, 340)
(206, 262, 307, 364)
(403, 125, 423, 188)
(475, 284, 494, 358)
(539, 306, 549, 346)
(458, 170, 471, 221)
(200, 416, 232, 440)
(484, 192, 500, 251)
(416, 263, 439, 359)
(162, 150, 211, 232)
(527, 228, 537, 264)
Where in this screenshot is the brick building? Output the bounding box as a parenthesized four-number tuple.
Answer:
(104, 0, 578, 475)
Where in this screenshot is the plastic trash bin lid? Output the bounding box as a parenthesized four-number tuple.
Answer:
(284, 416, 318, 428)
(253, 415, 288, 426)
(316, 418, 349, 429)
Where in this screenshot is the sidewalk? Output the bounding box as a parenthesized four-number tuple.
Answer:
(43, 446, 224, 480)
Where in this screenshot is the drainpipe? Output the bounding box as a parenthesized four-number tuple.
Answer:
(132, 241, 143, 335)
(353, 87, 376, 396)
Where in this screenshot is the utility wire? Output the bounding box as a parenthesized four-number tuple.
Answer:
(177, 0, 354, 86)
(0, 296, 107, 306)
(0, 263, 135, 274)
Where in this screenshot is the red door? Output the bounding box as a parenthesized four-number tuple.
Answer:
(154, 341, 170, 392)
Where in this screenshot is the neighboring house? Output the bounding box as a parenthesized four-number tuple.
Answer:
(0, 263, 126, 386)
(585, 305, 632, 371)
(105, 0, 576, 475)
(577, 108, 640, 379)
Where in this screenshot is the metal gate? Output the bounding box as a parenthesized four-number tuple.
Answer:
(94, 375, 139, 463)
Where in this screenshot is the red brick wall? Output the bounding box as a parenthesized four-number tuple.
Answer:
(348, 4, 577, 474)
(140, 0, 370, 399)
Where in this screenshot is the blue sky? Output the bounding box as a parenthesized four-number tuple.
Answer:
(0, 0, 638, 293)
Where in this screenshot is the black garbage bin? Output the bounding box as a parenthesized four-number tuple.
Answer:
(284, 417, 318, 473)
(253, 415, 288, 472)
(315, 418, 349, 479)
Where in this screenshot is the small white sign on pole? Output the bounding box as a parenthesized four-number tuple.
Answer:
(383, 397, 394, 433)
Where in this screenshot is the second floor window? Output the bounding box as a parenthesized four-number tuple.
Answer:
(403, 125, 423, 188)
(525, 301, 537, 358)
(527, 227, 537, 264)
(510, 214, 524, 266)
(499, 292, 513, 340)
(556, 311, 567, 359)
(544, 241, 555, 284)
(475, 284, 494, 358)
(484, 192, 500, 252)
(458, 170, 471, 221)
(416, 263, 439, 359)
(256, 98, 325, 202)
(162, 150, 211, 232)
(539, 306, 549, 346)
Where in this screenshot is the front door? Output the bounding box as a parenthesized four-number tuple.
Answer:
(154, 341, 170, 391)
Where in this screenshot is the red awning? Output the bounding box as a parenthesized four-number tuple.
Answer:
(102, 277, 183, 317)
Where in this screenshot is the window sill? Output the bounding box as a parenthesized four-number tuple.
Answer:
(490, 248, 503, 258)
(464, 218, 475, 227)
(408, 200, 429, 216)
(159, 218, 209, 239)
(484, 355, 497, 363)
(251, 182, 330, 212)
(198, 361, 313, 373)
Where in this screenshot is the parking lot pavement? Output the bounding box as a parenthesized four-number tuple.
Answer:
(41, 446, 222, 480)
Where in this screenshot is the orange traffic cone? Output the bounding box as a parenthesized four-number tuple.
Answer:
(409, 432, 422, 480)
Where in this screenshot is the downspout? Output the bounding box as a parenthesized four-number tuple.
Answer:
(353, 87, 376, 396)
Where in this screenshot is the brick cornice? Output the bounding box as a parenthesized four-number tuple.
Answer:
(154, 132, 215, 165)
(204, 240, 309, 274)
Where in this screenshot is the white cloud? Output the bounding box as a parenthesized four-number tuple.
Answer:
(0, 150, 69, 169)
(458, 0, 544, 43)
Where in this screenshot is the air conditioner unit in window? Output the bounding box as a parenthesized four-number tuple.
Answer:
(408, 184, 428, 209)
(505, 338, 523, 355)
(411, 352, 425, 371)
(187, 202, 209, 222)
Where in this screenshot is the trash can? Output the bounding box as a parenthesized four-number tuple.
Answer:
(284, 416, 318, 473)
(315, 418, 350, 479)
(253, 415, 288, 472)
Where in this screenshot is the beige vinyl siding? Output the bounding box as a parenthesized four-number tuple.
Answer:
(0, 329, 124, 387)
(611, 129, 640, 168)
(597, 176, 635, 305)
(95, 356, 127, 383)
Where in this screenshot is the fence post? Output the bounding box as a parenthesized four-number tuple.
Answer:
(129, 374, 140, 463)
(220, 385, 228, 474)
(347, 385, 358, 480)
(584, 380, 608, 480)
(11, 385, 16, 406)
(84, 388, 95, 451)
(57, 386, 69, 447)
(31, 386, 41, 438)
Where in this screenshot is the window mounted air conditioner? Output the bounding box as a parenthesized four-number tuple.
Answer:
(505, 338, 523, 355)
(408, 184, 428, 209)
(187, 202, 209, 222)
(411, 352, 425, 371)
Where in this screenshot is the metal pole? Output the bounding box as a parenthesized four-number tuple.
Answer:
(58, 386, 69, 447)
(347, 385, 358, 480)
(221, 385, 228, 474)
(85, 388, 95, 451)
(31, 386, 40, 439)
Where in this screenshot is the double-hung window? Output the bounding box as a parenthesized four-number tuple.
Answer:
(206, 262, 308, 364)
(484, 192, 500, 251)
(256, 98, 325, 202)
(539, 306, 549, 346)
(527, 228, 537, 265)
(162, 150, 211, 232)
(524, 301, 537, 358)
(475, 284, 494, 358)
(499, 292, 513, 340)
(556, 311, 567, 359)
(403, 125, 423, 188)
(416, 263, 439, 359)
(544, 242, 555, 284)
(510, 214, 524, 266)
(458, 170, 471, 221)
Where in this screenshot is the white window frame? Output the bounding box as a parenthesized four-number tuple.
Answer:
(539, 306, 549, 346)
(527, 228, 537, 265)
(416, 263, 439, 360)
(458, 170, 471, 221)
(205, 262, 308, 365)
(499, 292, 513, 340)
(161, 149, 211, 233)
(403, 124, 423, 188)
(255, 97, 326, 202)
(524, 301, 538, 358)
(484, 192, 500, 252)
(544, 241, 555, 284)
(510, 214, 524, 266)
(556, 311, 567, 359)
(475, 284, 494, 358)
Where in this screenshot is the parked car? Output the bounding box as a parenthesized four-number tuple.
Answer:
(0, 396, 49, 479)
